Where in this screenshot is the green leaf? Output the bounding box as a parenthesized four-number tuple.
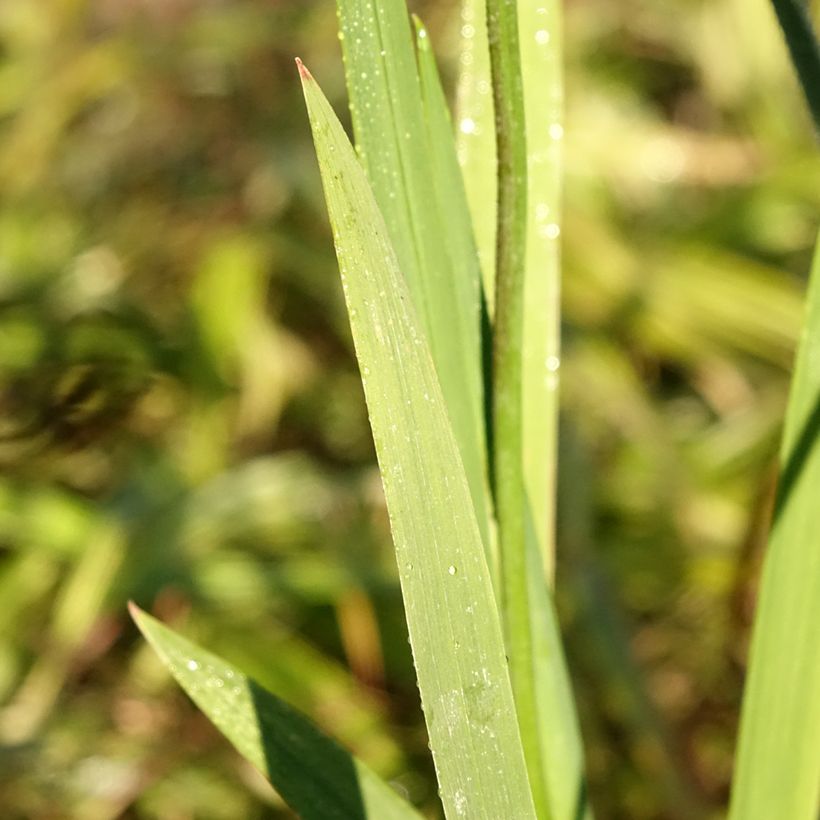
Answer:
(336, 0, 493, 569)
(729, 232, 820, 820)
(526, 512, 593, 820)
(413, 16, 497, 581)
(130, 604, 423, 820)
(298, 61, 536, 820)
(520, 0, 563, 582)
(519, 7, 591, 818)
(455, 0, 497, 310)
(484, 0, 553, 814)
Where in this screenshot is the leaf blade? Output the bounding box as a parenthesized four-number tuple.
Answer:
(456, 0, 497, 311)
(413, 16, 497, 581)
(728, 233, 820, 820)
(130, 604, 422, 820)
(520, 0, 563, 582)
(299, 62, 536, 820)
(336, 0, 493, 565)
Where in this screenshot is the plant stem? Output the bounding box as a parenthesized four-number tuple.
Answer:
(770, 0, 820, 130)
(486, 0, 549, 815)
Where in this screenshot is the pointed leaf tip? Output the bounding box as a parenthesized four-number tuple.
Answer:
(295, 57, 311, 81)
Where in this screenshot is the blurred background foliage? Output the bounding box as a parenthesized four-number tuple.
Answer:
(0, 0, 817, 817)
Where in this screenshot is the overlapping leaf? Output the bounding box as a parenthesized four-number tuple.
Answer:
(298, 61, 536, 819)
(336, 0, 492, 566)
(457, 3, 590, 818)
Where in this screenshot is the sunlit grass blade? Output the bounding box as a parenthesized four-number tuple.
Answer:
(519, 6, 591, 815)
(298, 61, 536, 819)
(130, 604, 423, 820)
(520, 0, 563, 582)
(526, 513, 593, 820)
(336, 0, 493, 565)
(485, 0, 551, 814)
(728, 232, 820, 820)
(455, 0, 497, 311)
(413, 16, 497, 581)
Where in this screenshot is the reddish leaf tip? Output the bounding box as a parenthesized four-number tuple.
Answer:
(295, 57, 311, 80)
(127, 600, 142, 621)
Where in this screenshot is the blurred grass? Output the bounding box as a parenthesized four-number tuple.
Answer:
(0, 0, 817, 818)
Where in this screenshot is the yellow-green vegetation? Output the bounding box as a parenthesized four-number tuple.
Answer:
(0, 0, 818, 818)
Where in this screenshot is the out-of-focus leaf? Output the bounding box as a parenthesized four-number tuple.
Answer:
(298, 62, 536, 819)
(130, 605, 423, 820)
(0, 522, 124, 743)
(729, 232, 820, 820)
(335, 0, 493, 564)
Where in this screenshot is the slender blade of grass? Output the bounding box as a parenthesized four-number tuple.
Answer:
(336, 0, 493, 567)
(413, 16, 497, 582)
(729, 233, 820, 820)
(520, 0, 563, 583)
(485, 0, 550, 815)
(526, 511, 593, 820)
(458, 5, 589, 818)
(456, 0, 497, 311)
(519, 7, 591, 816)
(298, 61, 536, 820)
(130, 604, 422, 820)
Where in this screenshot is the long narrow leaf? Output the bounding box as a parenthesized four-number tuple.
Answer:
(520, 0, 563, 582)
(519, 8, 592, 814)
(456, 0, 497, 309)
(485, 0, 551, 814)
(729, 233, 820, 819)
(298, 61, 536, 820)
(130, 605, 422, 820)
(526, 512, 593, 820)
(336, 0, 493, 566)
(413, 17, 497, 581)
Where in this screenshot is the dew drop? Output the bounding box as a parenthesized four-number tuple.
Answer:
(535, 29, 550, 44)
(459, 117, 477, 135)
(448, 565, 457, 576)
(186, 660, 199, 671)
